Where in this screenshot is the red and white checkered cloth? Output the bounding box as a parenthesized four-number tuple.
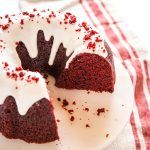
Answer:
(80, 0, 150, 149)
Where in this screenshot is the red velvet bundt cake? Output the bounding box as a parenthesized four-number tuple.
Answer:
(0, 10, 115, 143)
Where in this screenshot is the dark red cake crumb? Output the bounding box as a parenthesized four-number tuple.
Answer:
(22, 12, 29, 16)
(72, 101, 76, 105)
(33, 8, 37, 12)
(56, 119, 60, 122)
(106, 134, 109, 138)
(86, 124, 90, 128)
(68, 109, 74, 114)
(70, 116, 75, 122)
(84, 108, 89, 112)
(62, 99, 69, 107)
(15, 42, 19, 46)
(47, 18, 51, 24)
(57, 98, 61, 102)
(97, 108, 105, 116)
(3, 62, 9, 68)
(5, 14, 9, 18)
(87, 91, 90, 94)
(95, 37, 102, 42)
(75, 28, 81, 32)
(103, 49, 106, 53)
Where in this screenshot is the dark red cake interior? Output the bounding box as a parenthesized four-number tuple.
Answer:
(0, 96, 58, 143)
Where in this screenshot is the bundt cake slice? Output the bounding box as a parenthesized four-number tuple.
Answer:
(56, 42, 115, 93)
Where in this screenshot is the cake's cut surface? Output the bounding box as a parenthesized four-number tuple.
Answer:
(0, 10, 115, 143)
(0, 96, 58, 143)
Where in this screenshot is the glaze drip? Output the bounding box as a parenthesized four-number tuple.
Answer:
(16, 30, 73, 78)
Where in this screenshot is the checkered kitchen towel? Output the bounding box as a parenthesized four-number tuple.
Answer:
(0, 0, 150, 149)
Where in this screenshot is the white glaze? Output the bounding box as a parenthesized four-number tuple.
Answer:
(0, 10, 107, 115)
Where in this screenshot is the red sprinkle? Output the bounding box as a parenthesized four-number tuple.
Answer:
(2, 24, 9, 30)
(29, 14, 35, 18)
(69, 15, 76, 24)
(84, 34, 91, 40)
(22, 12, 29, 16)
(19, 72, 25, 78)
(64, 12, 76, 24)
(3, 62, 9, 68)
(31, 76, 39, 83)
(95, 37, 102, 42)
(15, 66, 23, 71)
(87, 41, 96, 49)
(8, 18, 12, 23)
(20, 19, 24, 25)
(6, 72, 10, 76)
(90, 30, 98, 36)
(82, 22, 89, 31)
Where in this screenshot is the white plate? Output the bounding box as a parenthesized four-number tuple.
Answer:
(0, 57, 134, 150)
